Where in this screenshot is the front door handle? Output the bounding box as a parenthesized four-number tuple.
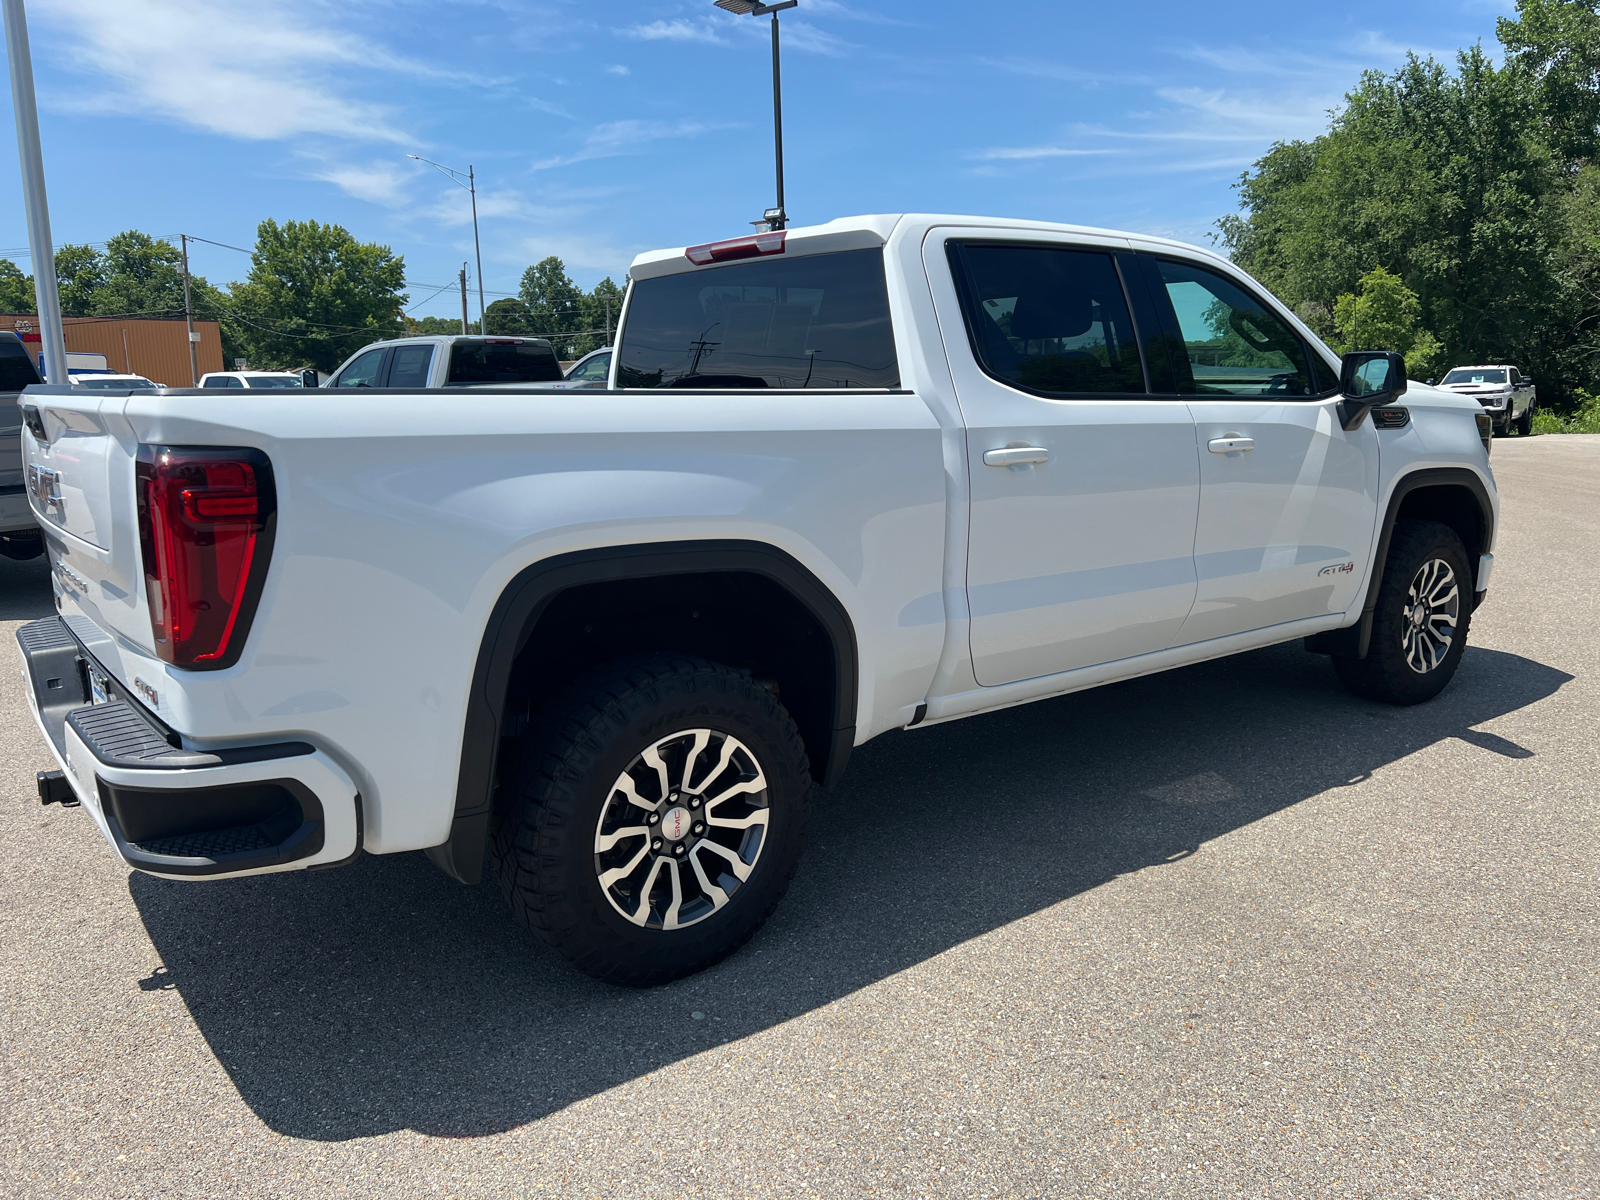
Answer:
(983, 446, 1051, 468)
(1207, 435, 1254, 454)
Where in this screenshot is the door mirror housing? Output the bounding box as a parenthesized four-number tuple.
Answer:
(299, 368, 320, 389)
(1338, 351, 1407, 431)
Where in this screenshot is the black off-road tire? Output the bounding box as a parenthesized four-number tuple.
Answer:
(0, 529, 44, 561)
(490, 654, 812, 987)
(1516, 405, 1535, 436)
(1333, 519, 1473, 706)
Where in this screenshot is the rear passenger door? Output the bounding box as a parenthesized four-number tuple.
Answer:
(930, 235, 1201, 687)
(1134, 254, 1380, 644)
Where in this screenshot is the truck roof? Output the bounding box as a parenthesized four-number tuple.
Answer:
(628, 213, 1232, 280)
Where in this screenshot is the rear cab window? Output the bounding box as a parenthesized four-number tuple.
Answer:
(617, 247, 899, 389)
(447, 340, 562, 385)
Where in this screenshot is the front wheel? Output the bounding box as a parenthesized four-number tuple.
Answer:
(490, 655, 812, 986)
(1333, 519, 1472, 706)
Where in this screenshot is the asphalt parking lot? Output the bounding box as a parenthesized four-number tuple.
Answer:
(1, 436, 1595, 1199)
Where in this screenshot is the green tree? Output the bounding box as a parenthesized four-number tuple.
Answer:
(1219, 45, 1568, 395)
(1499, 0, 1600, 161)
(0, 259, 34, 311)
(577, 276, 626, 353)
(410, 314, 472, 336)
(54, 244, 108, 316)
(518, 256, 584, 345)
(1331, 266, 1448, 377)
(229, 219, 407, 372)
(483, 296, 535, 335)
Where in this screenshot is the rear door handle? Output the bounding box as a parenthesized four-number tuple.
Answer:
(983, 446, 1051, 467)
(1207, 436, 1254, 454)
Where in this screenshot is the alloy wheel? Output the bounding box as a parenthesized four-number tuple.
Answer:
(1400, 557, 1460, 674)
(593, 729, 770, 930)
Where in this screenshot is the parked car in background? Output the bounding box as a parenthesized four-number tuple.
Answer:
(1436, 365, 1536, 436)
(0, 331, 42, 559)
(72, 373, 161, 390)
(560, 345, 612, 388)
(199, 371, 307, 389)
(326, 335, 564, 389)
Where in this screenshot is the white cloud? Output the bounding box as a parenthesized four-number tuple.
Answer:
(625, 19, 726, 44)
(606, 64, 631, 76)
(974, 146, 1120, 161)
(309, 159, 414, 206)
(532, 119, 727, 171)
(508, 232, 641, 278)
(37, 0, 436, 143)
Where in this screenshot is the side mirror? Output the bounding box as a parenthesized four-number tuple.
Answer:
(1425, 378, 1435, 386)
(1338, 350, 1407, 431)
(300, 368, 320, 389)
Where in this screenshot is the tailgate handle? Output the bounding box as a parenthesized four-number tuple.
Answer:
(20, 404, 46, 443)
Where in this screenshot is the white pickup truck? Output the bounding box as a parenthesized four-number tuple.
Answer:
(15, 214, 1498, 986)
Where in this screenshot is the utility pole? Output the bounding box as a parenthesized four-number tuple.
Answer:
(604, 297, 612, 345)
(459, 265, 469, 335)
(180, 234, 198, 385)
(3, 0, 68, 385)
(469, 165, 486, 336)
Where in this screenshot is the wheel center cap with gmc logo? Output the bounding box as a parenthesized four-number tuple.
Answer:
(661, 806, 692, 841)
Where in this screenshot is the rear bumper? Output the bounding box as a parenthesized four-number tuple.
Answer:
(15, 617, 361, 879)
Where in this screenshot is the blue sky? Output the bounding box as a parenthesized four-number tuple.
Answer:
(0, 0, 1512, 323)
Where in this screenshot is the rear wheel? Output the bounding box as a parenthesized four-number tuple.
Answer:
(1516, 404, 1534, 436)
(1333, 519, 1472, 706)
(490, 655, 812, 986)
(0, 529, 44, 560)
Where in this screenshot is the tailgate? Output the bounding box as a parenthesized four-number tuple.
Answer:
(21, 386, 151, 652)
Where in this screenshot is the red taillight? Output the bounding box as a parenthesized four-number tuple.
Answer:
(136, 446, 276, 669)
(684, 231, 786, 265)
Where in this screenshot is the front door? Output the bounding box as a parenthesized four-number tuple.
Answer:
(1137, 255, 1380, 645)
(930, 235, 1202, 687)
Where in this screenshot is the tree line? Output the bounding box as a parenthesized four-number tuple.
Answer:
(1219, 0, 1600, 410)
(0, 221, 625, 372)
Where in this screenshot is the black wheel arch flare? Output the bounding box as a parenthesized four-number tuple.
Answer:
(1307, 466, 1495, 660)
(427, 540, 860, 885)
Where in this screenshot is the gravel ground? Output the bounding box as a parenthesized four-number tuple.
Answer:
(1, 436, 1595, 1199)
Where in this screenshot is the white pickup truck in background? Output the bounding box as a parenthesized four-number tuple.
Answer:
(16, 214, 1497, 986)
(325, 334, 565, 389)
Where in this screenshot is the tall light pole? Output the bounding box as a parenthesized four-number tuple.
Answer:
(409, 154, 487, 334)
(2, 0, 67, 385)
(713, 0, 797, 231)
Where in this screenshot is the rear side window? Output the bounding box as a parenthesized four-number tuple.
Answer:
(0, 337, 41, 392)
(949, 242, 1145, 395)
(568, 351, 610, 382)
(447, 340, 562, 384)
(202, 376, 229, 388)
(389, 345, 434, 388)
(617, 248, 899, 389)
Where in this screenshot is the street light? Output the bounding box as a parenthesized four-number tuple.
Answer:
(408, 154, 488, 334)
(713, 0, 798, 231)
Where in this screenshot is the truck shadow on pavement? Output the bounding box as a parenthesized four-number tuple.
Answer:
(127, 640, 1571, 1141)
(0, 553, 54, 622)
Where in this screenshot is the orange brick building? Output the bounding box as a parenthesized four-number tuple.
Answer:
(0, 314, 224, 385)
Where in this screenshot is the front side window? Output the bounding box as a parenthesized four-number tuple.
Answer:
(950, 242, 1145, 395)
(388, 346, 434, 389)
(1157, 260, 1313, 397)
(334, 350, 385, 388)
(617, 248, 899, 389)
(568, 351, 610, 381)
(447, 340, 562, 384)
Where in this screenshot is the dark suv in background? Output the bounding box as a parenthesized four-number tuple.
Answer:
(0, 331, 43, 560)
